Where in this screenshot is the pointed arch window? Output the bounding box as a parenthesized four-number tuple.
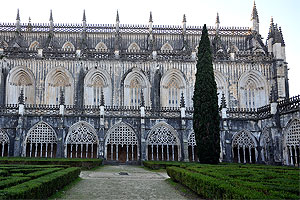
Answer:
(95, 42, 108, 51)
(62, 41, 75, 51)
(128, 43, 140, 52)
(244, 80, 256, 109)
(161, 43, 173, 51)
(166, 79, 180, 107)
(129, 79, 142, 106)
(29, 41, 39, 50)
(92, 76, 104, 105)
(0, 129, 9, 157)
(232, 131, 256, 164)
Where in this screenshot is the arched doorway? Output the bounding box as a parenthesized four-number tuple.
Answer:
(147, 123, 181, 161)
(105, 122, 138, 163)
(232, 131, 256, 163)
(0, 129, 9, 157)
(65, 121, 99, 158)
(24, 122, 57, 158)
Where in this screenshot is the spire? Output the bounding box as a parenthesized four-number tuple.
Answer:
(16, 9, 20, 20)
(267, 17, 275, 39)
(182, 14, 186, 23)
(251, 1, 259, 33)
(27, 17, 32, 32)
(59, 89, 65, 105)
(116, 10, 120, 22)
(49, 9, 53, 21)
(16, 9, 21, 32)
(140, 89, 145, 107)
(49, 10, 54, 32)
(100, 89, 105, 106)
(83, 9, 86, 21)
(221, 93, 227, 108)
(279, 27, 285, 46)
(18, 88, 24, 104)
(149, 11, 153, 23)
(180, 92, 185, 108)
(216, 12, 220, 24)
(215, 12, 220, 34)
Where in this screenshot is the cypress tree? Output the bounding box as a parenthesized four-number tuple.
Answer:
(193, 24, 220, 164)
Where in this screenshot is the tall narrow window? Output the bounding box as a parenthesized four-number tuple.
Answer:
(244, 80, 256, 109)
(167, 79, 179, 107)
(129, 79, 141, 106)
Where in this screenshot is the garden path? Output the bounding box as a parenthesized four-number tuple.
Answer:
(60, 165, 189, 199)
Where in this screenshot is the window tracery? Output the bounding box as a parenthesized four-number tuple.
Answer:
(29, 41, 39, 50)
(95, 42, 108, 51)
(24, 122, 57, 158)
(166, 79, 180, 107)
(66, 122, 99, 159)
(147, 124, 180, 161)
(285, 119, 300, 166)
(232, 131, 256, 163)
(161, 43, 173, 51)
(128, 43, 140, 52)
(62, 41, 75, 51)
(129, 78, 142, 106)
(188, 132, 198, 162)
(0, 129, 9, 157)
(106, 123, 138, 162)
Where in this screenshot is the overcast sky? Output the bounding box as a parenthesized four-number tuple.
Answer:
(0, 0, 299, 97)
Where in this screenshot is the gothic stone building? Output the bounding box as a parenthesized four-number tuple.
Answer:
(0, 4, 299, 166)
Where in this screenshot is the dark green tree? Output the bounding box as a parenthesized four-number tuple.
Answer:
(193, 24, 220, 164)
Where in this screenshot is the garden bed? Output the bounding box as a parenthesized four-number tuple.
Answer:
(0, 164, 80, 199)
(144, 161, 300, 199)
(0, 157, 103, 170)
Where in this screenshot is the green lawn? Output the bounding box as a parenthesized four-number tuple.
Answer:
(0, 164, 80, 199)
(143, 161, 300, 199)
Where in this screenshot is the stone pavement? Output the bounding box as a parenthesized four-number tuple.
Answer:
(60, 165, 190, 199)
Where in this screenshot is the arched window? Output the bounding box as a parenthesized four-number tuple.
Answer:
(84, 69, 112, 106)
(95, 42, 108, 51)
(105, 122, 138, 162)
(29, 41, 39, 50)
(6, 67, 35, 104)
(161, 43, 173, 51)
(0, 129, 9, 157)
(214, 70, 228, 107)
(161, 69, 187, 107)
(284, 119, 300, 166)
(188, 132, 198, 162)
(239, 70, 268, 109)
(232, 131, 256, 163)
(147, 123, 180, 161)
(24, 122, 57, 158)
(62, 41, 75, 51)
(129, 78, 142, 106)
(65, 122, 99, 158)
(45, 68, 74, 105)
(123, 68, 151, 107)
(128, 42, 140, 52)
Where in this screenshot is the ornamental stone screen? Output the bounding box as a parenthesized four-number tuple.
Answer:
(0, 129, 9, 157)
(65, 121, 99, 158)
(105, 122, 138, 163)
(24, 122, 57, 158)
(232, 131, 256, 163)
(147, 124, 180, 161)
(285, 119, 300, 166)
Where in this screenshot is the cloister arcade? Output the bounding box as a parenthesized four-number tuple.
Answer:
(0, 129, 9, 157)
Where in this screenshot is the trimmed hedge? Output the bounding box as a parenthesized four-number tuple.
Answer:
(0, 167, 80, 199)
(0, 157, 103, 169)
(143, 161, 196, 169)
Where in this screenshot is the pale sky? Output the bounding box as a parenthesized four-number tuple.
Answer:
(0, 0, 299, 97)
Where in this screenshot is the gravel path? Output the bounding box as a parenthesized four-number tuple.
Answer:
(60, 165, 189, 200)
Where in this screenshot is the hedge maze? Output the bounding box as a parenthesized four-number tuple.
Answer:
(144, 161, 300, 199)
(0, 165, 80, 199)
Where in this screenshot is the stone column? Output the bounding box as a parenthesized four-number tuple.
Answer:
(140, 104, 146, 161)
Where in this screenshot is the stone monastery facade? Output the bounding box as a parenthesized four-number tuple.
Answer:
(0, 3, 299, 165)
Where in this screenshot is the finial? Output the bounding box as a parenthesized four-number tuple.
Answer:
(83, 9, 86, 21)
(140, 89, 145, 107)
(28, 17, 31, 24)
(116, 10, 120, 22)
(18, 88, 24, 104)
(59, 89, 65, 105)
(251, 0, 259, 23)
(16, 9, 20, 20)
(221, 93, 227, 108)
(50, 9, 53, 21)
(180, 92, 185, 108)
(100, 89, 105, 106)
(216, 12, 220, 24)
(149, 11, 153, 23)
(183, 14, 186, 23)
